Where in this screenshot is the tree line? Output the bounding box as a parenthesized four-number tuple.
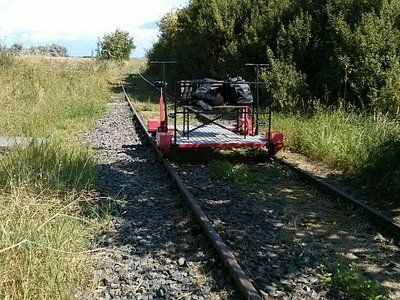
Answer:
(146, 0, 400, 116)
(4, 43, 68, 57)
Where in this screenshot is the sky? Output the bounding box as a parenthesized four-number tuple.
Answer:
(0, 0, 188, 57)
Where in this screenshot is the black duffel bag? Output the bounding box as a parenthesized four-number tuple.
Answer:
(223, 76, 253, 105)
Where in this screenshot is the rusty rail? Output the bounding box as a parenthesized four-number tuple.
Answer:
(121, 82, 261, 300)
(276, 157, 400, 239)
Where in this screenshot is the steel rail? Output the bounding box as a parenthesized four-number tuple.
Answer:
(121, 82, 261, 300)
(138, 73, 175, 100)
(276, 157, 400, 238)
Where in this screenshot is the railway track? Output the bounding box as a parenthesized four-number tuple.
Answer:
(79, 97, 241, 299)
(276, 157, 400, 237)
(120, 78, 400, 299)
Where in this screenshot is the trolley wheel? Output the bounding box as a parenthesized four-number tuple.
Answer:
(266, 142, 276, 158)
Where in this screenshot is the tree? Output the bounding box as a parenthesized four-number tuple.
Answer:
(147, 0, 400, 115)
(10, 43, 23, 54)
(96, 29, 135, 61)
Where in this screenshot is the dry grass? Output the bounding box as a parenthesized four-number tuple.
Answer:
(0, 191, 98, 299)
(0, 55, 119, 137)
(0, 55, 139, 299)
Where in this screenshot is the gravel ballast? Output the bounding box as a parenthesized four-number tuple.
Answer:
(77, 94, 400, 299)
(172, 153, 400, 299)
(78, 98, 240, 300)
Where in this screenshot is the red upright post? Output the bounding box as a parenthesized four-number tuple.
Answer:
(158, 88, 167, 132)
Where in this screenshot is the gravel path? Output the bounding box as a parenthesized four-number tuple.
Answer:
(77, 98, 241, 300)
(171, 153, 400, 299)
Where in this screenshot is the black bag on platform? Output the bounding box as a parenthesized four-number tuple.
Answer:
(191, 78, 224, 107)
(223, 76, 253, 105)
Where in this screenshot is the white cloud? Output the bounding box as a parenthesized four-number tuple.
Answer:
(0, 0, 187, 56)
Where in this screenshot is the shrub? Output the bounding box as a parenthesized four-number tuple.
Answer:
(264, 48, 310, 112)
(147, 0, 400, 116)
(96, 29, 135, 61)
(27, 44, 68, 56)
(0, 45, 15, 68)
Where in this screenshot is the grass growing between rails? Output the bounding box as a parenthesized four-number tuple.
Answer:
(271, 109, 400, 208)
(210, 159, 392, 299)
(210, 159, 251, 185)
(319, 259, 389, 300)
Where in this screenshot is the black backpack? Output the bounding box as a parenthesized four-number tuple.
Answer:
(224, 76, 253, 105)
(190, 78, 224, 107)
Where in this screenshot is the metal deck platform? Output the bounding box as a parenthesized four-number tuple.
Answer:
(171, 125, 267, 148)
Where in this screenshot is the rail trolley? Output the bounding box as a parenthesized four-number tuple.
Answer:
(146, 67, 283, 157)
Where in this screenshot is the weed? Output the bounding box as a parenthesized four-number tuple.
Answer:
(318, 259, 389, 300)
(210, 159, 250, 185)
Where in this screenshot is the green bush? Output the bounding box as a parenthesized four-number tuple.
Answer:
(264, 48, 310, 112)
(147, 0, 400, 116)
(97, 29, 135, 61)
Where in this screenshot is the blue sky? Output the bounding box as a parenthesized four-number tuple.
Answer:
(0, 0, 188, 57)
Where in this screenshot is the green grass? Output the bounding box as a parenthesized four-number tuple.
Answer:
(270, 109, 400, 205)
(210, 159, 251, 185)
(0, 140, 102, 299)
(319, 259, 389, 300)
(0, 139, 98, 194)
(0, 54, 130, 299)
(272, 109, 400, 172)
(0, 56, 119, 137)
(0, 191, 97, 299)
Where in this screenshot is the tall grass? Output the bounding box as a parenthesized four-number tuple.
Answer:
(0, 140, 101, 299)
(0, 56, 118, 136)
(273, 110, 399, 171)
(0, 190, 97, 299)
(0, 139, 98, 194)
(272, 109, 400, 203)
(0, 54, 123, 299)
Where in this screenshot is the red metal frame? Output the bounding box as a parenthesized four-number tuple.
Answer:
(176, 142, 267, 149)
(147, 78, 283, 156)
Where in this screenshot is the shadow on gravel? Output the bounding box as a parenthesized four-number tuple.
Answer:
(178, 157, 400, 299)
(113, 74, 400, 299)
(90, 140, 242, 299)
